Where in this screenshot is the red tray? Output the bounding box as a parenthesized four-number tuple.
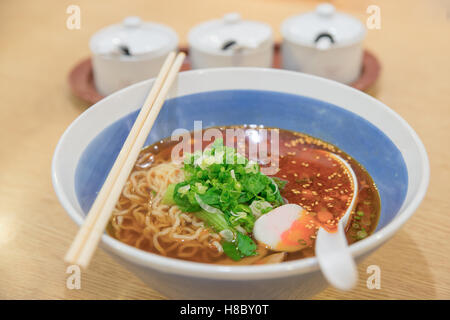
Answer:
(69, 44, 380, 105)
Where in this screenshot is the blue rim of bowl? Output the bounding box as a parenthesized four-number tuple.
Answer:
(75, 89, 408, 231)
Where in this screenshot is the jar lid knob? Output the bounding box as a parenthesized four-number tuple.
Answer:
(223, 13, 241, 24)
(123, 16, 142, 28)
(316, 3, 335, 18)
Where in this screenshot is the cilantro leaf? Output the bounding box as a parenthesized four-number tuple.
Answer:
(236, 232, 257, 256)
(221, 232, 257, 261)
(222, 241, 242, 261)
(198, 188, 221, 205)
(271, 176, 288, 190)
(242, 174, 267, 195)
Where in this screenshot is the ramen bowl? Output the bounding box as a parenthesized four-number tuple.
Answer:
(52, 68, 429, 299)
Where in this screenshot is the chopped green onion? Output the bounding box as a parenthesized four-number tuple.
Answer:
(356, 229, 368, 240)
(178, 184, 190, 195)
(169, 138, 285, 260)
(249, 200, 272, 218)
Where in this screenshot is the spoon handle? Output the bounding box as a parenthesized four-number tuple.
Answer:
(315, 223, 358, 291)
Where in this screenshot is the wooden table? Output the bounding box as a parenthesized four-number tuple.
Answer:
(1, 0, 449, 299)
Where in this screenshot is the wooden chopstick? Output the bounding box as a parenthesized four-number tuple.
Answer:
(65, 52, 185, 268)
(64, 52, 176, 265)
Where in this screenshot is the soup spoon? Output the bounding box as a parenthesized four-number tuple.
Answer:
(254, 152, 358, 291)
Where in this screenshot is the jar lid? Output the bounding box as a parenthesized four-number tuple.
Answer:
(281, 3, 366, 49)
(188, 13, 273, 55)
(89, 16, 178, 59)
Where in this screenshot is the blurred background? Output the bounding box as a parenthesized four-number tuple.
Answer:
(0, 0, 449, 299)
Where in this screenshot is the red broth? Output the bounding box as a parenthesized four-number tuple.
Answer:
(271, 129, 380, 259)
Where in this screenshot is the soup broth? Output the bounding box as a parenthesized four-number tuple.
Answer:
(108, 126, 380, 264)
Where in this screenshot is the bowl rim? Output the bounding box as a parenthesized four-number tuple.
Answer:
(53, 67, 430, 280)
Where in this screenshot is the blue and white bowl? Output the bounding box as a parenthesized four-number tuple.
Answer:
(52, 68, 429, 299)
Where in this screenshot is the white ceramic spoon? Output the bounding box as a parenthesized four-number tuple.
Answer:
(254, 152, 358, 290)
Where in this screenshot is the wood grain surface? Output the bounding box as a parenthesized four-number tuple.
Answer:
(0, 0, 449, 299)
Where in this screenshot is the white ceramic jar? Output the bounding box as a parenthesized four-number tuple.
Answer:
(90, 16, 178, 96)
(281, 3, 366, 84)
(188, 13, 274, 69)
